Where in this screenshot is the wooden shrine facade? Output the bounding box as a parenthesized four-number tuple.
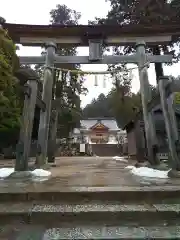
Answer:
(73, 118, 126, 145)
(89, 121, 110, 144)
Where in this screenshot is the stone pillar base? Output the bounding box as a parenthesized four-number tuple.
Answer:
(168, 169, 180, 178)
(34, 163, 51, 170)
(135, 161, 149, 168)
(135, 161, 169, 170)
(8, 171, 32, 179)
(49, 163, 56, 167)
(152, 163, 169, 171)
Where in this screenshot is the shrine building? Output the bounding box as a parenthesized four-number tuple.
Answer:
(73, 118, 127, 144)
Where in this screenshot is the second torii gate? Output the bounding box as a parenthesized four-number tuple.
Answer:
(25, 41, 172, 166)
(4, 23, 175, 166)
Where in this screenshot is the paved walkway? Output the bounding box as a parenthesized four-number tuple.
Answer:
(0, 157, 180, 239)
(0, 156, 179, 193)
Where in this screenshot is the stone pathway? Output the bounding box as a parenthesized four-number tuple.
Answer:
(42, 225, 180, 239)
(0, 157, 179, 239)
(1, 223, 180, 239)
(1, 201, 180, 213)
(0, 156, 179, 194)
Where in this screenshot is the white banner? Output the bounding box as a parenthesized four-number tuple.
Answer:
(80, 144, 85, 153)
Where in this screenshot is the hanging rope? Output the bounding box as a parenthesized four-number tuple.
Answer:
(42, 62, 150, 88)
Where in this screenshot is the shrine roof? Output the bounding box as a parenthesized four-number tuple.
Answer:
(123, 103, 180, 131)
(2, 22, 180, 46)
(81, 118, 119, 131)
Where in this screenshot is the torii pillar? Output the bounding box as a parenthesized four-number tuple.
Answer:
(36, 43, 56, 167)
(136, 41, 159, 166)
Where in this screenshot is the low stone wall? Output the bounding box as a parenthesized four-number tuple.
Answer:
(2, 143, 92, 159)
(91, 144, 122, 156)
(56, 143, 91, 156)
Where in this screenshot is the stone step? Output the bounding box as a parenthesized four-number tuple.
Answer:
(2, 223, 180, 239)
(1, 187, 180, 202)
(39, 225, 180, 239)
(1, 202, 180, 225)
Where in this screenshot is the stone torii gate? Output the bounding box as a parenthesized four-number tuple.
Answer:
(4, 23, 175, 167)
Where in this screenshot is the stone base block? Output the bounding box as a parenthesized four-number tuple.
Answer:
(153, 163, 169, 171)
(8, 171, 32, 179)
(168, 169, 180, 178)
(135, 161, 149, 168)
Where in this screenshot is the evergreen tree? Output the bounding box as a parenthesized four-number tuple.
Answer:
(33, 5, 87, 138)
(49, 4, 86, 138)
(89, 0, 180, 80)
(0, 23, 20, 148)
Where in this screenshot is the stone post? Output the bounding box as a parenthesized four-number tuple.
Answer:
(158, 77, 180, 171)
(136, 41, 159, 165)
(167, 80, 179, 143)
(15, 78, 38, 171)
(36, 42, 56, 167)
(48, 110, 58, 164)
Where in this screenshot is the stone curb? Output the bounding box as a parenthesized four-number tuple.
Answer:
(0, 203, 180, 225)
(0, 189, 180, 202)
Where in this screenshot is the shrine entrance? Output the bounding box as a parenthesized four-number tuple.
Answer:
(3, 22, 180, 172)
(90, 122, 109, 144)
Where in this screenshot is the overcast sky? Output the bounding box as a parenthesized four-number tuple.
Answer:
(1, 0, 180, 107)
